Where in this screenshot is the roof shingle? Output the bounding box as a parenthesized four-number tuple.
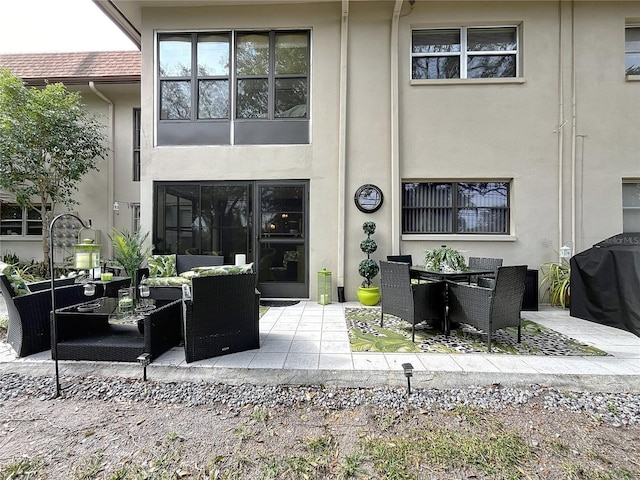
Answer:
(0, 51, 140, 85)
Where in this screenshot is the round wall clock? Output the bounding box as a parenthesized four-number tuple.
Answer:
(354, 184, 384, 213)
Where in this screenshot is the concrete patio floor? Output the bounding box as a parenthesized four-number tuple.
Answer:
(1, 301, 639, 393)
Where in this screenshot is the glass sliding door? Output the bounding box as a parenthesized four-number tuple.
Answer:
(154, 181, 308, 298)
(256, 182, 307, 298)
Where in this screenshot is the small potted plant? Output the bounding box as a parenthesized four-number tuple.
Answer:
(540, 258, 570, 308)
(110, 228, 152, 280)
(356, 221, 381, 306)
(424, 245, 467, 273)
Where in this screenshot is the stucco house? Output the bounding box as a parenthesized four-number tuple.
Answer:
(2, 0, 639, 302)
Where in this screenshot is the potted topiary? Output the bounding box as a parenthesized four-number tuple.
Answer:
(424, 245, 467, 273)
(356, 221, 381, 306)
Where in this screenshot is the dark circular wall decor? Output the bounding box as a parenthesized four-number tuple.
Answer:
(354, 184, 384, 213)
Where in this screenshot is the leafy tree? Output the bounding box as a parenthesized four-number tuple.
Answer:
(0, 69, 108, 273)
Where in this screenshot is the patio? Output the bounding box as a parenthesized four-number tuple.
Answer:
(1, 299, 639, 393)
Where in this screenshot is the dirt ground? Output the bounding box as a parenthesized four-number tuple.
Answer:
(0, 387, 639, 479)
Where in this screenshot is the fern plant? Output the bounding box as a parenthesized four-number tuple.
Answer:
(424, 245, 467, 273)
(109, 228, 152, 280)
(540, 259, 571, 308)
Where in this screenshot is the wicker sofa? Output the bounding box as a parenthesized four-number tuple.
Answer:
(138, 254, 225, 300)
(0, 273, 104, 357)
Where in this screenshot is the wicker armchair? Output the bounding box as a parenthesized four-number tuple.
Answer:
(379, 261, 445, 341)
(182, 273, 260, 363)
(0, 274, 101, 357)
(447, 265, 527, 352)
(468, 257, 503, 285)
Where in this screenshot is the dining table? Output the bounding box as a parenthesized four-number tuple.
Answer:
(409, 265, 497, 334)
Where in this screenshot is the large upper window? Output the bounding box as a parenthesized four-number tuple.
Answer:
(133, 108, 141, 181)
(157, 30, 309, 145)
(402, 182, 510, 234)
(626, 26, 640, 76)
(412, 26, 518, 80)
(0, 203, 50, 237)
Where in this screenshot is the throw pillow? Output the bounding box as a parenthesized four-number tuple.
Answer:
(0, 261, 30, 296)
(148, 254, 177, 277)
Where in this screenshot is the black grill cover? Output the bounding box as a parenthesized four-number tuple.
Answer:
(570, 233, 640, 337)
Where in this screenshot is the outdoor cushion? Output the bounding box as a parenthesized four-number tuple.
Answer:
(143, 276, 190, 286)
(0, 261, 30, 296)
(191, 263, 254, 276)
(148, 254, 177, 277)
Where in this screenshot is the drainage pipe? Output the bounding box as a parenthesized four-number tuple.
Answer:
(336, 0, 349, 301)
(89, 81, 115, 258)
(390, 0, 404, 254)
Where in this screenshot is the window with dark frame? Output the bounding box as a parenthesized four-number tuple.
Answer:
(412, 26, 518, 80)
(625, 26, 640, 76)
(133, 108, 141, 181)
(402, 182, 510, 234)
(622, 182, 640, 232)
(157, 30, 309, 145)
(0, 203, 51, 236)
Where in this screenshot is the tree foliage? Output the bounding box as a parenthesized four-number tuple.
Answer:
(0, 69, 108, 270)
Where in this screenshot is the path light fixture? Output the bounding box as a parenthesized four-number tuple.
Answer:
(402, 362, 414, 395)
(560, 241, 573, 260)
(50, 212, 95, 398)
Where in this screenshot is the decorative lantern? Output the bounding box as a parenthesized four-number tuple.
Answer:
(559, 242, 572, 259)
(317, 268, 332, 305)
(73, 238, 101, 276)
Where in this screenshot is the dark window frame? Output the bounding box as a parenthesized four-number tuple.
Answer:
(0, 203, 51, 237)
(133, 108, 141, 181)
(402, 181, 510, 234)
(157, 29, 310, 146)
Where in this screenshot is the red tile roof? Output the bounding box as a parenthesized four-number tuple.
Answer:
(0, 51, 140, 85)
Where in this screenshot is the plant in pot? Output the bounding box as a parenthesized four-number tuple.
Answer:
(424, 245, 467, 273)
(540, 258, 570, 308)
(110, 228, 152, 281)
(356, 221, 381, 306)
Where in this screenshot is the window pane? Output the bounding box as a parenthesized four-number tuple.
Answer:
(625, 27, 640, 52)
(237, 79, 268, 118)
(159, 35, 192, 77)
(236, 33, 270, 76)
(160, 81, 191, 119)
(0, 204, 22, 235)
(275, 33, 308, 75)
(412, 56, 460, 79)
(457, 182, 508, 207)
(468, 27, 517, 51)
(412, 30, 460, 53)
(467, 55, 516, 78)
(626, 53, 640, 75)
(197, 34, 229, 76)
(623, 183, 640, 207)
(275, 78, 307, 118)
(199, 80, 229, 119)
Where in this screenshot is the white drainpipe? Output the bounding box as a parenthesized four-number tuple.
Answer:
(390, 0, 403, 254)
(337, 0, 349, 300)
(89, 81, 115, 258)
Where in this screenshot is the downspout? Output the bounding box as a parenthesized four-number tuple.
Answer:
(570, 0, 577, 254)
(557, 1, 565, 260)
(390, 0, 403, 254)
(89, 81, 115, 258)
(337, 0, 349, 301)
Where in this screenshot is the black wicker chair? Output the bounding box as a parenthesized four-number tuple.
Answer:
(468, 256, 503, 285)
(0, 274, 102, 357)
(386, 255, 413, 265)
(447, 265, 527, 352)
(182, 273, 260, 363)
(379, 261, 445, 341)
